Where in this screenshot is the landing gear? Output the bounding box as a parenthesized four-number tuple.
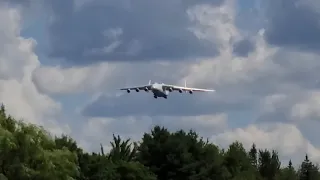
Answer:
(164, 96, 167, 99)
(154, 95, 157, 99)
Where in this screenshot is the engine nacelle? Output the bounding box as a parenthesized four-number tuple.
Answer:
(127, 89, 130, 93)
(135, 88, 139, 92)
(144, 87, 149, 92)
(168, 88, 173, 92)
(189, 90, 193, 94)
(179, 89, 183, 93)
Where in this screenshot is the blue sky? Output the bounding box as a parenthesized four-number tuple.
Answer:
(2, 0, 320, 165)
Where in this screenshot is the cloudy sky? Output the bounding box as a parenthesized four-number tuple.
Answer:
(2, 0, 320, 165)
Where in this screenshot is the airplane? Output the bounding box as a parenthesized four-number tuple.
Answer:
(120, 80, 215, 99)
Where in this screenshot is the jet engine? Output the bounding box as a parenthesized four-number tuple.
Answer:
(135, 88, 139, 92)
(179, 89, 183, 93)
(144, 87, 149, 92)
(168, 87, 173, 92)
(189, 90, 193, 94)
(127, 89, 130, 93)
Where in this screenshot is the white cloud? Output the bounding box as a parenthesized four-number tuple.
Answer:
(181, 0, 320, 125)
(257, 90, 320, 123)
(168, 0, 320, 164)
(32, 60, 190, 95)
(187, 0, 239, 48)
(32, 63, 116, 94)
(79, 116, 153, 152)
(79, 113, 228, 152)
(211, 123, 320, 163)
(5, 0, 320, 167)
(291, 91, 320, 120)
(31, 0, 239, 96)
(259, 93, 287, 114)
(184, 29, 278, 89)
(155, 114, 228, 134)
(0, 5, 67, 135)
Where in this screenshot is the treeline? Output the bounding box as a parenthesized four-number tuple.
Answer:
(0, 105, 319, 180)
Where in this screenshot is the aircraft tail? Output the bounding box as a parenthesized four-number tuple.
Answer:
(184, 80, 187, 87)
(148, 80, 151, 85)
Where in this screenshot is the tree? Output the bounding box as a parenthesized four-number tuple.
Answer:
(277, 160, 297, 180)
(0, 105, 79, 180)
(258, 149, 280, 180)
(298, 154, 320, 180)
(108, 134, 137, 162)
(248, 143, 258, 168)
(223, 141, 257, 179)
(55, 135, 89, 180)
(102, 161, 157, 180)
(137, 126, 229, 180)
(270, 150, 281, 177)
(2, 104, 320, 179)
(136, 126, 171, 179)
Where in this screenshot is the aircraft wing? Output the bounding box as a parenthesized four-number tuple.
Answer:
(163, 84, 215, 92)
(120, 85, 152, 91)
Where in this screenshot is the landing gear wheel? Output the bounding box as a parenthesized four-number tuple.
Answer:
(164, 96, 167, 99)
(154, 95, 157, 99)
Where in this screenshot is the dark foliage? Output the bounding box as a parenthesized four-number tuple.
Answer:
(0, 105, 319, 179)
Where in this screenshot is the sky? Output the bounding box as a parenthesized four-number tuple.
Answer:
(1, 0, 320, 165)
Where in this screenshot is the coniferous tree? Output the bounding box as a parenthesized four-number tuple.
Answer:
(270, 150, 281, 177)
(278, 160, 297, 180)
(298, 154, 320, 180)
(223, 141, 256, 179)
(258, 149, 280, 180)
(248, 143, 258, 168)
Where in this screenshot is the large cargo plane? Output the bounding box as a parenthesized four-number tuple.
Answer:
(120, 80, 215, 99)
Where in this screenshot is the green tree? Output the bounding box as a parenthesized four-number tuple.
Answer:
(298, 154, 320, 180)
(75, 136, 154, 180)
(4, 103, 320, 180)
(137, 126, 229, 180)
(223, 141, 256, 180)
(277, 160, 297, 180)
(85, 152, 109, 180)
(136, 125, 170, 179)
(258, 149, 280, 180)
(102, 161, 157, 180)
(248, 143, 258, 168)
(108, 134, 137, 162)
(0, 105, 79, 180)
(55, 135, 90, 180)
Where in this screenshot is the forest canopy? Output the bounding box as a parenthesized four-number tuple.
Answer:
(0, 104, 319, 180)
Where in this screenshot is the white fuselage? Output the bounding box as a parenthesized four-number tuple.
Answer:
(122, 81, 210, 99)
(150, 83, 169, 98)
